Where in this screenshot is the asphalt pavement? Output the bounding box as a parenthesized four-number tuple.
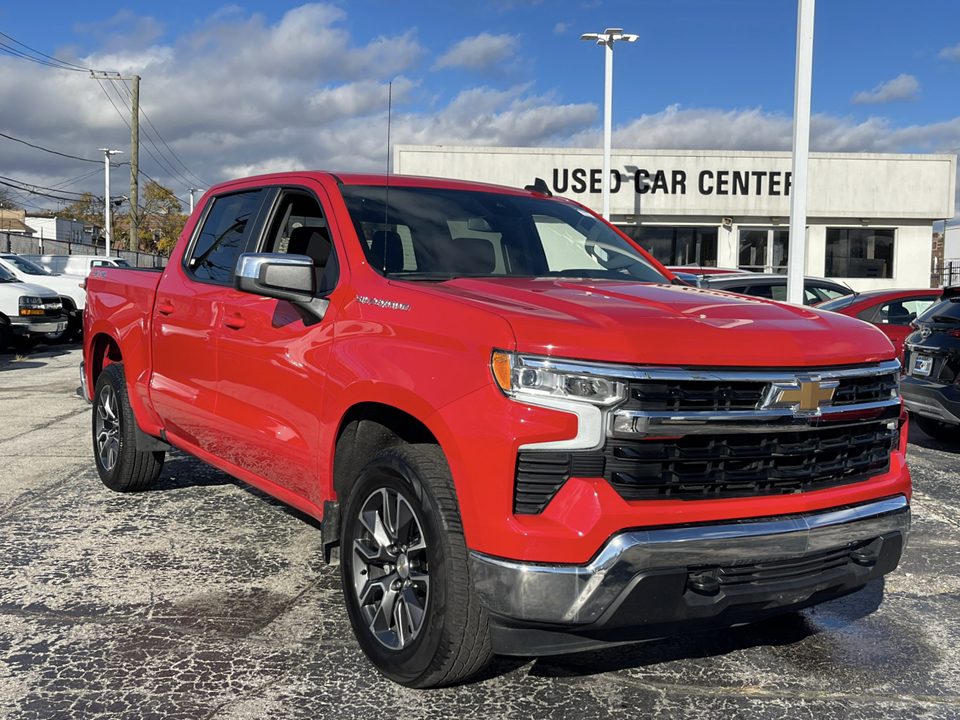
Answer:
(1, 343, 959, 720)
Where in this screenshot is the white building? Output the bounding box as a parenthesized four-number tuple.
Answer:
(24, 216, 93, 245)
(395, 146, 957, 291)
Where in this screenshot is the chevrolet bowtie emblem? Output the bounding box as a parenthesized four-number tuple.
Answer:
(769, 378, 838, 415)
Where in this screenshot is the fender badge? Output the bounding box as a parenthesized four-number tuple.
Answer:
(356, 295, 410, 312)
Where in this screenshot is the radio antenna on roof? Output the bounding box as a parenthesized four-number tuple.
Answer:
(382, 81, 392, 273)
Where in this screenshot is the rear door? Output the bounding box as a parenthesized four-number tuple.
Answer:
(149, 188, 265, 452)
(214, 184, 343, 503)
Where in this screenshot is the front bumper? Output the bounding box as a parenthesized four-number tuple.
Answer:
(471, 495, 909, 655)
(10, 314, 68, 335)
(901, 375, 960, 425)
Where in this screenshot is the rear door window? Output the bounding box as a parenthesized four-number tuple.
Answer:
(186, 190, 263, 283)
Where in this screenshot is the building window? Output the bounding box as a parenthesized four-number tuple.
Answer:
(825, 228, 894, 279)
(738, 228, 789, 273)
(619, 226, 718, 267)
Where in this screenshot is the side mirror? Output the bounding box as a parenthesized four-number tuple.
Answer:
(235, 253, 329, 321)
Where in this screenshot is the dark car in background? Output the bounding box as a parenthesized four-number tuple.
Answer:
(902, 294, 960, 439)
(700, 272, 853, 305)
(817, 288, 942, 361)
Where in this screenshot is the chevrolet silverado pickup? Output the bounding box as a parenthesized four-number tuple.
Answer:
(82, 171, 911, 688)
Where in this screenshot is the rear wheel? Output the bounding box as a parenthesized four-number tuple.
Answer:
(93, 362, 165, 491)
(912, 413, 959, 441)
(0, 321, 9, 352)
(340, 444, 492, 688)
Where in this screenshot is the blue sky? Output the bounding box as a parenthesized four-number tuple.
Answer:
(1, 0, 958, 217)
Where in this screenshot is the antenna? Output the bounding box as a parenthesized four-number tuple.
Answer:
(382, 81, 392, 273)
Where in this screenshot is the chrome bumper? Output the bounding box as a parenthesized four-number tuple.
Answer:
(470, 496, 909, 626)
(79, 360, 91, 403)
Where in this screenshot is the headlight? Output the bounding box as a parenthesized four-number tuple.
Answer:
(19, 296, 61, 316)
(491, 351, 626, 406)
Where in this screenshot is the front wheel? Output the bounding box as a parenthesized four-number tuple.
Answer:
(912, 413, 959, 441)
(340, 444, 492, 688)
(93, 362, 165, 491)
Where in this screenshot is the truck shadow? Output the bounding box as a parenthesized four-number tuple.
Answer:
(493, 580, 887, 681)
(151, 450, 322, 530)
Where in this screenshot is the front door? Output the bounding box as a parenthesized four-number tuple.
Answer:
(214, 186, 341, 504)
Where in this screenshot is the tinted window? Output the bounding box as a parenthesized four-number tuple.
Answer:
(262, 191, 339, 295)
(918, 298, 960, 323)
(806, 283, 850, 303)
(870, 297, 937, 325)
(825, 228, 894, 279)
(187, 190, 262, 283)
(340, 186, 666, 283)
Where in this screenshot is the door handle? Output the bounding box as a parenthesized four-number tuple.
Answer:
(157, 300, 175, 315)
(223, 313, 246, 329)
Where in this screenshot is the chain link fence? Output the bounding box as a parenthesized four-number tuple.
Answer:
(0, 232, 167, 268)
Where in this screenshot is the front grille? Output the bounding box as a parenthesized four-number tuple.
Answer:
(44, 306, 61, 317)
(626, 379, 766, 412)
(833, 372, 899, 406)
(515, 421, 895, 511)
(606, 422, 895, 500)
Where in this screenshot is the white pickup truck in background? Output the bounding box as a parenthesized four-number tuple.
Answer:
(0, 262, 66, 352)
(21, 254, 133, 277)
(0, 254, 86, 343)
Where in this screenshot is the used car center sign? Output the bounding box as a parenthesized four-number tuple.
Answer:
(551, 167, 793, 197)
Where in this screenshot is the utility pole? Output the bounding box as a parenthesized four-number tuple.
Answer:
(90, 72, 140, 251)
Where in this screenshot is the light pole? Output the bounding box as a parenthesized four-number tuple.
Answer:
(581, 28, 637, 221)
(189, 187, 199, 214)
(100, 148, 123, 256)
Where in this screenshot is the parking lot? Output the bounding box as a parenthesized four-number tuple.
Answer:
(1, 343, 959, 720)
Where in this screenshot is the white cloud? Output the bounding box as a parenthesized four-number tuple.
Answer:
(0, 4, 957, 219)
(939, 43, 960, 61)
(851, 74, 920, 105)
(433, 33, 520, 73)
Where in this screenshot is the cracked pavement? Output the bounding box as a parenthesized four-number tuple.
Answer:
(0, 344, 958, 719)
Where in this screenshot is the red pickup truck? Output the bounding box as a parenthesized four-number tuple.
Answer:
(83, 171, 910, 688)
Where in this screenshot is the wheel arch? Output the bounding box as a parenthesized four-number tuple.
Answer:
(332, 402, 438, 503)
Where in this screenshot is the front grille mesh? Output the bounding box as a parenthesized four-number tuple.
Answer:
(515, 421, 896, 512)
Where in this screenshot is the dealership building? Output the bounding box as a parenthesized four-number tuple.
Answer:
(395, 146, 957, 291)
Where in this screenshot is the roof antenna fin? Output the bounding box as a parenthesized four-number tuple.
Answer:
(524, 177, 552, 196)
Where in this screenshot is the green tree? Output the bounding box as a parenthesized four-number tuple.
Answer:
(137, 181, 188, 256)
(60, 192, 104, 232)
(0, 187, 21, 210)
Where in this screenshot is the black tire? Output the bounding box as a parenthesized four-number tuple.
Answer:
(92, 362, 165, 491)
(0, 321, 9, 352)
(912, 413, 959, 441)
(340, 444, 493, 688)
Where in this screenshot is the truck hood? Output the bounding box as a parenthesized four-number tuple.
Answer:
(416, 277, 894, 367)
(0, 280, 61, 300)
(15, 273, 85, 304)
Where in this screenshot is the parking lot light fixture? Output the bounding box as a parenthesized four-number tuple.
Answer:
(580, 28, 638, 221)
(100, 148, 123, 257)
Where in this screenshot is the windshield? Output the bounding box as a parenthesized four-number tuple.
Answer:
(1, 255, 52, 276)
(340, 185, 667, 283)
(0, 264, 17, 282)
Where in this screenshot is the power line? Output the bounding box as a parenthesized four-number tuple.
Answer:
(0, 31, 92, 72)
(0, 131, 99, 164)
(110, 77, 203, 190)
(0, 175, 97, 204)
